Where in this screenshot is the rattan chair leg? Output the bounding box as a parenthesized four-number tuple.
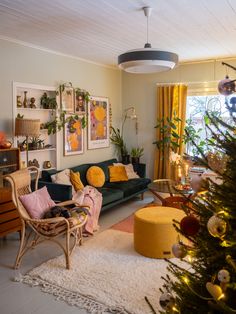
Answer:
(65, 232, 70, 270)
(15, 221, 26, 269)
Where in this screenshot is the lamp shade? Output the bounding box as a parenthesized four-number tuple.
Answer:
(15, 118, 40, 137)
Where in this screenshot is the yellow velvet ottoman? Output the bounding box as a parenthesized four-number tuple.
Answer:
(134, 206, 185, 259)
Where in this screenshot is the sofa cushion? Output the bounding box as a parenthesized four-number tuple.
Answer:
(70, 170, 84, 191)
(104, 178, 151, 198)
(71, 164, 91, 186)
(97, 187, 124, 206)
(94, 159, 117, 182)
(86, 166, 105, 187)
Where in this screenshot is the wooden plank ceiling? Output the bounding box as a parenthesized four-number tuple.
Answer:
(0, 0, 236, 67)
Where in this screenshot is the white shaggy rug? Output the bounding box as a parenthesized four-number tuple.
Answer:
(21, 229, 174, 314)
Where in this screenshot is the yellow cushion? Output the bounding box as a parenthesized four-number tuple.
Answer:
(108, 165, 128, 182)
(70, 170, 84, 191)
(86, 166, 105, 187)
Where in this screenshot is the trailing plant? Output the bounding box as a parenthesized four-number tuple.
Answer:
(42, 112, 86, 135)
(75, 88, 90, 103)
(41, 82, 89, 135)
(130, 147, 144, 158)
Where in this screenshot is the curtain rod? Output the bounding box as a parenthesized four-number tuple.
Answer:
(156, 80, 218, 86)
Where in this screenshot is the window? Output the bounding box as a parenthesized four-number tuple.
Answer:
(186, 83, 233, 155)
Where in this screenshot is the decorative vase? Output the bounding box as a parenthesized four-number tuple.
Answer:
(121, 155, 130, 164)
(23, 91, 28, 108)
(43, 161, 52, 169)
(131, 157, 140, 164)
(17, 96, 22, 108)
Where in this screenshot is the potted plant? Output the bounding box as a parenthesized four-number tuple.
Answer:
(110, 126, 130, 164)
(130, 147, 144, 164)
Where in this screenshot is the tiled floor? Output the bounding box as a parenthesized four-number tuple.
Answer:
(0, 192, 154, 314)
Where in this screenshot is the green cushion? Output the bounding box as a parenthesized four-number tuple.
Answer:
(104, 178, 151, 197)
(97, 187, 124, 206)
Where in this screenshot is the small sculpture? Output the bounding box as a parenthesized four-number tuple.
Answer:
(23, 91, 28, 108)
(29, 97, 36, 108)
(17, 96, 22, 108)
(28, 159, 40, 168)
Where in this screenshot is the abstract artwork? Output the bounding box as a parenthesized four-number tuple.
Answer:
(87, 96, 109, 149)
(64, 115, 84, 156)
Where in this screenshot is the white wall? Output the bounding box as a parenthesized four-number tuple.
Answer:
(122, 59, 236, 178)
(0, 39, 122, 169)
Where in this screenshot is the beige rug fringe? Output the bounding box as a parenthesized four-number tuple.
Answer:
(19, 274, 131, 314)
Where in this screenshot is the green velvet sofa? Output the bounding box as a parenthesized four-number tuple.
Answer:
(38, 158, 151, 211)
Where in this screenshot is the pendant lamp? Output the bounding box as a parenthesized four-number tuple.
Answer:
(118, 7, 178, 74)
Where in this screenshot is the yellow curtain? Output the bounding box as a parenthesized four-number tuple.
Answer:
(154, 84, 187, 179)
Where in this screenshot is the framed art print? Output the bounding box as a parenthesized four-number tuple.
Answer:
(60, 85, 74, 112)
(87, 96, 109, 149)
(64, 115, 84, 156)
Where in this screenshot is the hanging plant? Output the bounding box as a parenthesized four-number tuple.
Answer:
(41, 82, 89, 135)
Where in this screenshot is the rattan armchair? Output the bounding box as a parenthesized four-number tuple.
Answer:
(5, 166, 89, 270)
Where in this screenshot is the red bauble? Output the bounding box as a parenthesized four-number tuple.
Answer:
(180, 215, 200, 237)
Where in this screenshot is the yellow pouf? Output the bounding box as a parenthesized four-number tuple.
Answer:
(134, 206, 185, 259)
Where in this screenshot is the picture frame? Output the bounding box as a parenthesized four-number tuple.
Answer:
(87, 96, 109, 149)
(60, 85, 74, 112)
(64, 115, 84, 156)
(74, 90, 87, 114)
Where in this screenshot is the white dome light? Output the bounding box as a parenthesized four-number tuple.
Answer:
(118, 7, 179, 74)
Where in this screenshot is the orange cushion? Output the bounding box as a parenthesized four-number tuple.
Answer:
(108, 165, 128, 182)
(86, 166, 105, 187)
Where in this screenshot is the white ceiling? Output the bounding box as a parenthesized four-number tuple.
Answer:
(1, 0, 236, 67)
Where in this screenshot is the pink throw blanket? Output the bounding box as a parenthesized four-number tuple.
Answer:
(72, 186, 102, 234)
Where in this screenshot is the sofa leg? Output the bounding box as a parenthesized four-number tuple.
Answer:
(140, 193, 144, 201)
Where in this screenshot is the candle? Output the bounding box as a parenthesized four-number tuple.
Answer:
(178, 166, 182, 179)
(185, 164, 189, 176)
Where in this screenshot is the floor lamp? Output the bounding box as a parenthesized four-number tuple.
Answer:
(122, 106, 138, 135)
(15, 118, 40, 166)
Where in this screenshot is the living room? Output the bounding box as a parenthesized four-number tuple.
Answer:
(1, 1, 236, 313)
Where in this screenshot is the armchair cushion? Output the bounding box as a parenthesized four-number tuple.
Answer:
(19, 186, 56, 219)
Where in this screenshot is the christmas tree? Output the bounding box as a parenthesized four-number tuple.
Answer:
(158, 97, 236, 313)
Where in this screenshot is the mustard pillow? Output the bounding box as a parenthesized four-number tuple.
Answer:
(86, 166, 105, 187)
(70, 170, 84, 191)
(108, 165, 128, 182)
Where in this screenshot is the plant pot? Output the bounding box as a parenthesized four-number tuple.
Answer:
(131, 157, 140, 164)
(121, 155, 130, 164)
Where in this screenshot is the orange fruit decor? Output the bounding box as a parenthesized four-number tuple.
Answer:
(94, 106, 106, 121)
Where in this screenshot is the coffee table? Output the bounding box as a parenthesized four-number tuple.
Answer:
(148, 179, 193, 208)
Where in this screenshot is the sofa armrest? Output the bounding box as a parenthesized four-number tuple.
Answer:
(38, 180, 73, 202)
(133, 163, 146, 178)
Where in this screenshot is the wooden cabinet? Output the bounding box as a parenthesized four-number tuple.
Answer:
(0, 148, 21, 237)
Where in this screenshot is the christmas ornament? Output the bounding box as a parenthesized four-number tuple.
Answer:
(218, 75, 235, 96)
(207, 215, 227, 238)
(172, 243, 187, 259)
(180, 215, 200, 237)
(159, 292, 175, 310)
(206, 282, 224, 300)
(218, 269, 230, 283)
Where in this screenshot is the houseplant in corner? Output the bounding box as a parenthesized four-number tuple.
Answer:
(110, 126, 130, 163)
(130, 147, 144, 164)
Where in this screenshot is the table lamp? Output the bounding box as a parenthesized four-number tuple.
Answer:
(15, 118, 40, 166)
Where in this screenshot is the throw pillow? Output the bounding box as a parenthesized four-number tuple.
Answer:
(19, 186, 56, 219)
(108, 165, 128, 182)
(86, 166, 105, 187)
(51, 169, 71, 186)
(113, 163, 139, 179)
(70, 170, 84, 191)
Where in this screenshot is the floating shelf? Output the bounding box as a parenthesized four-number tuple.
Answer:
(20, 148, 56, 153)
(16, 107, 55, 112)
